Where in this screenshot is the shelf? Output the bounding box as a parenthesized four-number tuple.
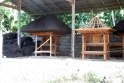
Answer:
(35, 51, 50, 53)
(84, 43, 109, 46)
(82, 51, 108, 54)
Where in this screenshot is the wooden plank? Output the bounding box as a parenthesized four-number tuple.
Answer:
(30, 32, 62, 36)
(108, 50, 123, 53)
(36, 38, 50, 51)
(34, 51, 50, 53)
(110, 43, 122, 46)
(84, 43, 108, 46)
(0, 3, 17, 9)
(83, 51, 107, 54)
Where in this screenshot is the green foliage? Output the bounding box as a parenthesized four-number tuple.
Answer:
(84, 71, 101, 83)
(57, 13, 91, 29)
(0, 6, 29, 33)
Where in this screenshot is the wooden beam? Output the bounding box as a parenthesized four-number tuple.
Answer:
(103, 33, 107, 60)
(86, 0, 95, 11)
(37, 0, 52, 12)
(49, 0, 65, 14)
(82, 34, 85, 59)
(62, 0, 70, 8)
(76, 1, 85, 12)
(0, 3, 18, 9)
(30, 3, 124, 15)
(36, 38, 50, 51)
(100, 0, 109, 11)
(116, 0, 122, 9)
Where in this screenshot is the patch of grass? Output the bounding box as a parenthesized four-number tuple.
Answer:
(84, 71, 101, 83)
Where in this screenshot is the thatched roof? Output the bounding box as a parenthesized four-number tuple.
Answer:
(21, 14, 71, 35)
(113, 20, 124, 34)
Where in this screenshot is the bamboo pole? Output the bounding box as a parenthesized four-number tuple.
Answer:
(35, 36, 37, 56)
(28, 15, 31, 23)
(111, 10, 115, 26)
(90, 9, 93, 19)
(50, 35, 52, 57)
(17, 0, 21, 48)
(71, 0, 75, 58)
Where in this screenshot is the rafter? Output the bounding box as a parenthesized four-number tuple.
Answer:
(86, 0, 93, 7)
(38, 0, 52, 12)
(86, 0, 96, 11)
(62, 0, 70, 8)
(0, 3, 17, 9)
(116, 0, 122, 9)
(30, 0, 45, 12)
(100, 0, 108, 11)
(48, 0, 65, 14)
(30, 3, 124, 15)
(21, 1, 37, 13)
(76, 1, 85, 12)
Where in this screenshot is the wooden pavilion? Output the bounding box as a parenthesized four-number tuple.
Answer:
(77, 17, 115, 60)
(0, 0, 124, 58)
(21, 14, 71, 56)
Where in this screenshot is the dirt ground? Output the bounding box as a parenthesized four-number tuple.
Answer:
(0, 56, 124, 83)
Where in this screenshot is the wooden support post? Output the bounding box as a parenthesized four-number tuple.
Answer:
(123, 36, 124, 58)
(54, 37, 57, 56)
(107, 34, 110, 59)
(71, 0, 75, 58)
(111, 10, 115, 26)
(17, 0, 21, 48)
(82, 34, 85, 59)
(35, 36, 37, 56)
(28, 15, 31, 23)
(50, 35, 52, 57)
(90, 9, 93, 19)
(103, 33, 107, 60)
